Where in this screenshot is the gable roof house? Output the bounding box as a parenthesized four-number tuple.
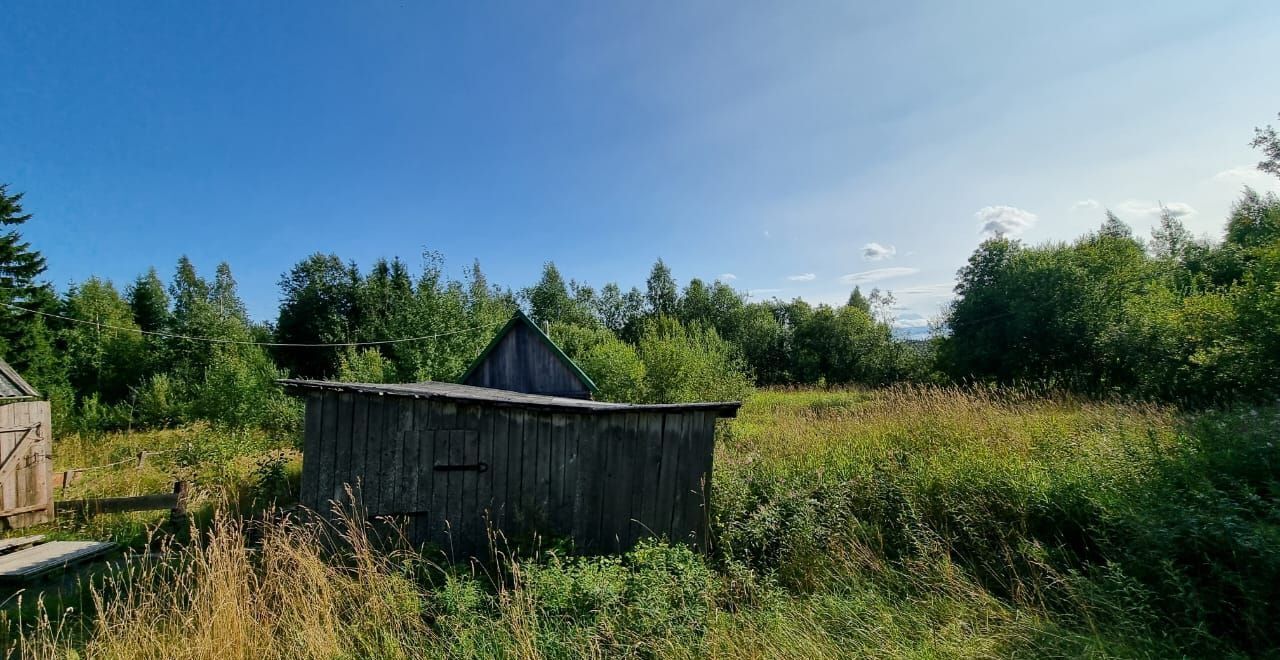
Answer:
(459, 310, 598, 399)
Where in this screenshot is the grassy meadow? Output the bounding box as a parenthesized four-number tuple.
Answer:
(3, 387, 1278, 658)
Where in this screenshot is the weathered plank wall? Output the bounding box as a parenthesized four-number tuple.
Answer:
(299, 392, 717, 556)
(463, 322, 592, 399)
(0, 400, 53, 529)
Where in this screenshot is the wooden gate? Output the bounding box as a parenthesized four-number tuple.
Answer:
(0, 400, 54, 529)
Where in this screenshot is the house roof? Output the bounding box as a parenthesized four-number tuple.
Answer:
(459, 310, 599, 394)
(0, 359, 39, 400)
(279, 379, 741, 418)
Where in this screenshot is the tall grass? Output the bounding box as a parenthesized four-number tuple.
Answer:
(3, 387, 1277, 657)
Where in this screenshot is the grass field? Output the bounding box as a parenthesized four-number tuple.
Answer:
(3, 387, 1277, 658)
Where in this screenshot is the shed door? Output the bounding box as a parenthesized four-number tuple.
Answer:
(412, 429, 487, 551)
(0, 401, 53, 529)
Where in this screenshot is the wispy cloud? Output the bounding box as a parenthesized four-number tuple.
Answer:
(747, 288, 782, 298)
(840, 267, 919, 284)
(1211, 165, 1271, 185)
(762, 230, 772, 239)
(787, 273, 816, 281)
(895, 283, 953, 296)
(862, 242, 896, 261)
(1114, 200, 1196, 220)
(1073, 199, 1100, 211)
(718, 273, 737, 281)
(976, 205, 1037, 237)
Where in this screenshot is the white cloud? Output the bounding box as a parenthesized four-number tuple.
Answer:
(839, 267, 919, 284)
(1211, 165, 1272, 186)
(718, 273, 737, 281)
(976, 205, 1037, 237)
(1114, 200, 1196, 220)
(787, 273, 816, 281)
(862, 242, 896, 260)
(893, 316, 930, 329)
(747, 288, 782, 298)
(1073, 199, 1100, 211)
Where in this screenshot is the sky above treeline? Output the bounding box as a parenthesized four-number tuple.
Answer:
(3, 1, 1279, 331)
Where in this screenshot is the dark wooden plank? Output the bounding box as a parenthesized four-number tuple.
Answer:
(396, 397, 417, 514)
(377, 398, 403, 518)
(601, 413, 636, 552)
(560, 411, 581, 542)
(56, 493, 178, 515)
(548, 413, 569, 536)
(347, 395, 370, 511)
(446, 429, 467, 554)
(489, 407, 510, 540)
(517, 410, 537, 534)
(634, 413, 665, 542)
(476, 406, 496, 553)
(653, 413, 683, 541)
(676, 412, 713, 548)
(362, 396, 385, 516)
(410, 399, 434, 513)
(577, 415, 607, 551)
(616, 414, 645, 550)
(317, 391, 340, 512)
(459, 405, 481, 554)
(692, 412, 718, 550)
(299, 393, 324, 510)
(330, 393, 355, 506)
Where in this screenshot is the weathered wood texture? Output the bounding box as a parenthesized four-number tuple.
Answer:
(0, 540, 116, 583)
(299, 395, 723, 557)
(462, 322, 593, 399)
(0, 400, 53, 529)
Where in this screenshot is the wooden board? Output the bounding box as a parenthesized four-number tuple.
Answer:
(0, 400, 53, 529)
(0, 534, 44, 555)
(0, 541, 115, 583)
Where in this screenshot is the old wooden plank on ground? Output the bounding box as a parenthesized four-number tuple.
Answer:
(0, 535, 43, 555)
(0, 541, 115, 583)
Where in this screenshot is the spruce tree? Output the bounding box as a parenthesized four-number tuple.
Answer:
(0, 184, 49, 360)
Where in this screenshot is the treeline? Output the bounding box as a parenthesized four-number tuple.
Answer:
(2, 115, 1278, 431)
(941, 188, 1280, 402)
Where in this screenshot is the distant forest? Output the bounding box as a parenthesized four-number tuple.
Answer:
(2, 114, 1279, 433)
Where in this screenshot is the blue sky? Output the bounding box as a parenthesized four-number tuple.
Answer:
(3, 1, 1279, 329)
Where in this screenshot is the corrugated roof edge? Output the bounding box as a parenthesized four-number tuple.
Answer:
(278, 379, 741, 418)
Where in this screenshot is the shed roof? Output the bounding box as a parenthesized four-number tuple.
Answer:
(279, 379, 740, 418)
(0, 359, 39, 400)
(459, 310, 598, 395)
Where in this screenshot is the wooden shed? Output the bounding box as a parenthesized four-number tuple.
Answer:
(0, 359, 53, 529)
(459, 311, 598, 399)
(283, 379, 740, 555)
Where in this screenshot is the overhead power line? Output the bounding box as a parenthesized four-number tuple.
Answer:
(0, 300, 502, 348)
